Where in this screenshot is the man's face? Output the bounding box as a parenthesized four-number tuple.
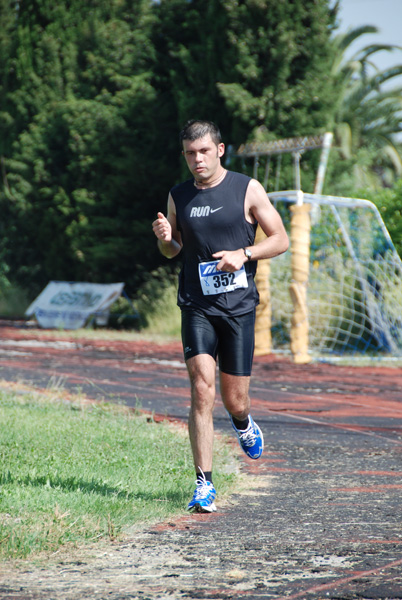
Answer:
(182, 134, 225, 182)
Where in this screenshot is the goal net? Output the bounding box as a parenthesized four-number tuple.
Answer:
(268, 191, 402, 359)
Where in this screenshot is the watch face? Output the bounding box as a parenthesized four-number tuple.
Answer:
(245, 248, 252, 260)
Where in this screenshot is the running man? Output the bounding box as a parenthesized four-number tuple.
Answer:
(152, 120, 289, 513)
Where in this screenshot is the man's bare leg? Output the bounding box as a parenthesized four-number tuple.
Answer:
(220, 370, 264, 459)
(186, 353, 217, 473)
(219, 371, 251, 420)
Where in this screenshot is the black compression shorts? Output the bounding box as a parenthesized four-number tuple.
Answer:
(181, 308, 256, 376)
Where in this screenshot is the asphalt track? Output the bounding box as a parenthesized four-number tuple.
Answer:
(0, 321, 402, 599)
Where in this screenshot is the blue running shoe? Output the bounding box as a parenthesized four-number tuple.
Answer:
(230, 415, 264, 459)
(187, 470, 217, 513)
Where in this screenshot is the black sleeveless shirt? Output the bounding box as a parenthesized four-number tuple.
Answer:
(171, 171, 259, 316)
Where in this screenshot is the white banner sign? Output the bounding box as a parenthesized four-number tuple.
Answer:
(25, 281, 124, 329)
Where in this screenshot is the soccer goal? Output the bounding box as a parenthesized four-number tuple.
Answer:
(229, 133, 402, 361)
(269, 191, 402, 360)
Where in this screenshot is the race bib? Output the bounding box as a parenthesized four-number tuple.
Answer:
(198, 260, 249, 296)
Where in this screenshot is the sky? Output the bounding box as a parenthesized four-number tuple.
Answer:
(336, 0, 402, 76)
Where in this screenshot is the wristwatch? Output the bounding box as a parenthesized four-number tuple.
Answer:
(243, 247, 252, 261)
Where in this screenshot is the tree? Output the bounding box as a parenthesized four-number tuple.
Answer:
(0, 0, 18, 161)
(362, 178, 402, 258)
(152, 0, 338, 182)
(327, 25, 402, 193)
(1, 0, 161, 295)
(1, 0, 340, 299)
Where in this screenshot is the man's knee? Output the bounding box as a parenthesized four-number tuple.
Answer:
(190, 374, 215, 405)
(187, 355, 215, 392)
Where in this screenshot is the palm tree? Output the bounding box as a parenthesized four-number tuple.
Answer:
(330, 25, 402, 188)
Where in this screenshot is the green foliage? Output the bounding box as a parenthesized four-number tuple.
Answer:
(6, 0, 394, 300)
(0, 0, 18, 157)
(0, 281, 31, 318)
(107, 296, 141, 330)
(134, 266, 181, 336)
(360, 178, 402, 258)
(153, 0, 337, 182)
(4, 90, 159, 292)
(326, 25, 402, 191)
(0, 0, 162, 296)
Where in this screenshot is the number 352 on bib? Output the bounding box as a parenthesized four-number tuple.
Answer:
(198, 260, 248, 296)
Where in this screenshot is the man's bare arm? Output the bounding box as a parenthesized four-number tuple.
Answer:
(244, 178, 289, 260)
(152, 193, 183, 259)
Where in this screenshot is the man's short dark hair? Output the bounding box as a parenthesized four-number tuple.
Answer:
(179, 120, 222, 146)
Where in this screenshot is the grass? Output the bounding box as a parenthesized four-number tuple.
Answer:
(0, 386, 239, 561)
